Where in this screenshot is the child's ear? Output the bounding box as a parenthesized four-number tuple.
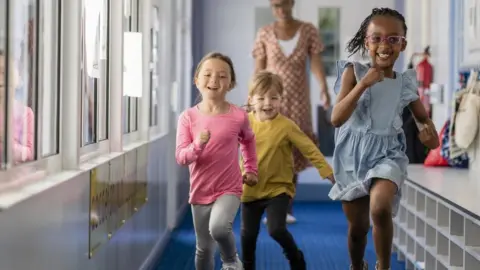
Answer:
(401, 39, 407, 52)
(193, 77, 199, 87)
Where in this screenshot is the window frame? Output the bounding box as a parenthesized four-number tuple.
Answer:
(0, 0, 63, 183)
(79, 0, 111, 160)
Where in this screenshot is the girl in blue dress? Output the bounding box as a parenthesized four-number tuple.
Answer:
(329, 8, 439, 270)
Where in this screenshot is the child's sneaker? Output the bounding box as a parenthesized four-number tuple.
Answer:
(286, 213, 297, 224)
(350, 260, 368, 270)
(221, 255, 243, 270)
(263, 214, 297, 224)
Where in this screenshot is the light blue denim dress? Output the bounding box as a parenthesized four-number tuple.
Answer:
(328, 61, 419, 216)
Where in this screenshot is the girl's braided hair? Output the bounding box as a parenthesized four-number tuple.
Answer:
(346, 8, 407, 57)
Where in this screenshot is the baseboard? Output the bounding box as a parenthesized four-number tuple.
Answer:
(139, 201, 189, 270)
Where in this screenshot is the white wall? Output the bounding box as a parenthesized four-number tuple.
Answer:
(201, 0, 394, 132)
(405, 0, 455, 129)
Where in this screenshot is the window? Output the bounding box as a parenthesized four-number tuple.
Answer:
(39, 0, 60, 157)
(0, 0, 6, 168)
(6, 0, 39, 165)
(81, 0, 109, 146)
(149, 7, 160, 127)
(123, 0, 139, 134)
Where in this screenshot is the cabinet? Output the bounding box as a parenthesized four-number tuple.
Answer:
(394, 180, 480, 270)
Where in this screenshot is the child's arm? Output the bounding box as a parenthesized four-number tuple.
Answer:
(13, 106, 35, 162)
(409, 100, 440, 149)
(238, 113, 258, 176)
(330, 66, 369, 127)
(287, 122, 333, 178)
(175, 112, 204, 165)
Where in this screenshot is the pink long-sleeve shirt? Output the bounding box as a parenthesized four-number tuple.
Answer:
(0, 101, 35, 164)
(175, 104, 258, 205)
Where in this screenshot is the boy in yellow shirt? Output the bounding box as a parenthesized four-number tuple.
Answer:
(240, 71, 335, 270)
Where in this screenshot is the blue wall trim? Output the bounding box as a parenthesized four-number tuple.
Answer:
(191, 0, 203, 106)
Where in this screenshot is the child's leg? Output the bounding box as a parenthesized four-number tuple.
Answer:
(287, 174, 298, 215)
(241, 200, 266, 270)
(209, 194, 241, 264)
(191, 204, 216, 270)
(369, 179, 397, 269)
(265, 193, 305, 269)
(342, 196, 370, 270)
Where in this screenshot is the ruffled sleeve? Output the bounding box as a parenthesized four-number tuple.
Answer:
(400, 69, 420, 108)
(333, 60, 369, 94)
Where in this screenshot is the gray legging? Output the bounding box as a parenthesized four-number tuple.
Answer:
(191, 194, 240, 270)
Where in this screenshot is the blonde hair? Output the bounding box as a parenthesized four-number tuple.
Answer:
(248, 71, 283, 97)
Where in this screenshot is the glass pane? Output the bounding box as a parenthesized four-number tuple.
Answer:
(98, 0, 109, 141)
(40, 0, 60, 156)
(129, 97, 137, 132)
(0, 0, 6, 168)
(9, 0, 38, 164)
(122, 0, 132, 134)
(123, 97, 129, 133)
(82, 0, 109, 145)
(149, 7, 159, 127)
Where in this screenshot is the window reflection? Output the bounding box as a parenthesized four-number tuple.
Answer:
(149, 7, 160, 126)
(39, 0, 60, 156)
(81, 0, 109, 146)
(123, 0, 139, 134)
(0, 0, 5, 168)
(5, 0, 37, 165)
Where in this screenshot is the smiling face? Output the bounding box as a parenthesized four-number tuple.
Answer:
(364, 15, 407, 68)
(249, 87, 282, 121)
(194, 58, 233, 101)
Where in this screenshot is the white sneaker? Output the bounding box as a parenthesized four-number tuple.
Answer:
(222, 255, 243, 270)
(286, 214, 297, 224)
(263, 214, 297, 224)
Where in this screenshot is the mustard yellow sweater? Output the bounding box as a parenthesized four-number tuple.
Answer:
(241, 113, 333, 202)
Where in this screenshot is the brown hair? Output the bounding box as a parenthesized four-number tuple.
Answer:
(193, 52, 237, 104)
(194, 52, 237, 87)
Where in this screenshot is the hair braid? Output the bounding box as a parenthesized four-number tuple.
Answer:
(346, 8, 408, 57)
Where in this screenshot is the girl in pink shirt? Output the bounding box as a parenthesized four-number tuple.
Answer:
(175, 52, 258, 270)
(0, 52, 35, 165)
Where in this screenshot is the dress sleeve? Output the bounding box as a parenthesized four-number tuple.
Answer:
(306, 23, 324, 56)
(332, 60, 369, 95)
(252, 27, 267, 59)
(401, 69, 420, 108)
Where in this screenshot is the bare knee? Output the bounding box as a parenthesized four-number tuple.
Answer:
(370, 202, 392, 227)
(370, 179, 396, 227)
(349, 220, 370, 241)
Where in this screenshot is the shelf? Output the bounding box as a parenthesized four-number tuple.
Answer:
(394, 176, 480, 270)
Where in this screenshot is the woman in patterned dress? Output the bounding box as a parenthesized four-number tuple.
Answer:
(252, 0, 331, 223)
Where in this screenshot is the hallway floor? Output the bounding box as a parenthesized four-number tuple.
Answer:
(155, 202, 405, 269)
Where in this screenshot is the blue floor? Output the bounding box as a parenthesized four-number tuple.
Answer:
(155, 202, 405, 269)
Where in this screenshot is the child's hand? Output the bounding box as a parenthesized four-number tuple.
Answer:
(418, 120, 439, 149)
(196, 129, 210, 146)
(243, 173, 258, 186)
(325, 174, 335, 184)
(360, 54, 384, 87)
